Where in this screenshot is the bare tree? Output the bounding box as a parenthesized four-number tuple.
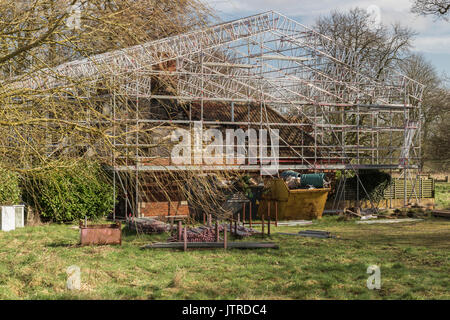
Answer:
(313, 8, 416, 155)
(314, 8, 416, 78)
(399, 54, 440, 140)
(399, 54, 450, 168)
(0, 0, 246, 219)
(0, 0, 212, 171)
(0, 0, 212, 76)
(428, 107, 450, 169)
(411, 0, 450, 20)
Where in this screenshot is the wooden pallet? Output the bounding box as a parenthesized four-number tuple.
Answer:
(432, 210, 450, 219)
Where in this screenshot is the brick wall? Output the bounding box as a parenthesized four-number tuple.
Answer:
(139, 201, 189, 217)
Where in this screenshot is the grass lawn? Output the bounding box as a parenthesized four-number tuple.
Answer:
(435, 182, 450, 209)
(0, 216, 448, 300)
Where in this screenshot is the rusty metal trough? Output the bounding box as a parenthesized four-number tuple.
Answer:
(79, 221, 122, 246)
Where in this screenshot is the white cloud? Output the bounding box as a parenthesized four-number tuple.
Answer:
(414, 36, 450, 54)
(206, 0, 450, 56)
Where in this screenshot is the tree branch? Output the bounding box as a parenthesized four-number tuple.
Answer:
(0, 0, 78, 65)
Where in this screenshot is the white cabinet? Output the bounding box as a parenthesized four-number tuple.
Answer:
(1, 206, 15, 231)
(14, 205, 25, 228)
(0, 205, 25, 231)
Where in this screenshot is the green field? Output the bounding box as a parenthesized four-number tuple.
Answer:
(435, 182, 450, 209)
(0, 216, 448, 300)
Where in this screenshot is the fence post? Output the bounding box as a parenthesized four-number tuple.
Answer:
(419, 178, 422, 202)
(183, 224, 187, 252)
(261, 213, 265, 238)
(224, 225, 227, 250)
(249, 202, 252, 228)
(275, 201, 278, 227)
(215, 220, 219, 242)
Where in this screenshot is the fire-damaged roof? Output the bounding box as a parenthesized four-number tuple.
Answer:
(188, 102, 319, 161)
(134, 99, 322, 164)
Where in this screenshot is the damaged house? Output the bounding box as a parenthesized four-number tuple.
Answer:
(5, 11, 424, 219)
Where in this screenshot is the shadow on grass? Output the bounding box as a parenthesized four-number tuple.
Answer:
(363, 231, 450, 248)
(46, 242, 81, 248)
(342, 221, 450, 249)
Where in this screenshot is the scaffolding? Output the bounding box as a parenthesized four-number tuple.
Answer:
(6, 11, 425, 217)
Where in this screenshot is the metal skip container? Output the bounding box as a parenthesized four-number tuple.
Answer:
(79, 222, 122, 246)
(259, 179, 330, 220)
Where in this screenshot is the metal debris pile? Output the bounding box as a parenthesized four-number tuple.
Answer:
(297, 230, 335, 238)
(126, 217, 170, 234)
(168, 223, 259, 242)
(169, 225, 223, 242)
(280, 171, 329, 190)
(278, 229, 336, 238)
(222, 224, 260, 237)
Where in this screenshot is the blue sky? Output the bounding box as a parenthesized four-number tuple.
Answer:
(205, 0, 450, 80)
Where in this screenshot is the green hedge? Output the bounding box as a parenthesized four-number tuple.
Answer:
(23, 161, 116, 222)
(0, 168, 21, 205)
(346, 170, 391, 203)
